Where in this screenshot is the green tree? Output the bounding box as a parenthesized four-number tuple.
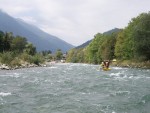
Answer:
(100, 34, 117, 60)
(0, 31, 4, 52)
(11, 36, 27, 52)
(66, 48, 85, 63)
(132, 12, 150, 60)
(115, 30, 125, 59)
(66, 49, 76, 62)
(41, 50, 52, 56)
(85, 33, 103, 64)
(3, 32, 13, 51)
(115, 21, 135, 60)
(115, 12, 150, 61)
(24, 43, 36, 55)
(55, 49, 63, 60)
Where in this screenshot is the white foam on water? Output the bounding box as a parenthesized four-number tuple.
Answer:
(112, 67, 123, 70)
(110, 71, 150, 80)
(63, 70, 67, 73)
(82, 63, 89, 67)
(146, 69, 150, 72)
(0, 74, 19, 78)
(129, 76, 134, 79)
(116, 91, 130, 95)
(59, 63, 72, 65)
(112, 111, 116, 113)
(109, 71, 131, 81)
(1, 72, 24, 78)
(48, 66, 58, 69)
(110, 72, 122, 77)
(0, 92, 11, 97)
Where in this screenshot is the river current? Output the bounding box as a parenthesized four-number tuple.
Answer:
(0, 63, 150, 113)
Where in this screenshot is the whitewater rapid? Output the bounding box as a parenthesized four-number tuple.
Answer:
(0, 63, 150, 113)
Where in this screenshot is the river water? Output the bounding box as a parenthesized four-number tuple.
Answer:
(0, 63, 150, 113)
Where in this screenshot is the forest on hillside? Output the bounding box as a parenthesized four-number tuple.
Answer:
(66, 12, 150, 65)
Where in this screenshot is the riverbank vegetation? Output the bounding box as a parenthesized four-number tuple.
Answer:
(0, 31, 43, 68)
(0, 31, 64, 69)
(66, 12, 150, 68)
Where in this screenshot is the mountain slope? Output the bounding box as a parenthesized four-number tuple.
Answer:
(103, 28, 121, 35)
(75, 39, 92, 49)
(0, 11, 74, 52)
(76, 28, 121, 49)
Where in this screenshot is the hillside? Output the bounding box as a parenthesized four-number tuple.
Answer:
(76, 28, 121, 49)
(66, 12, 150, 65)
(103, 28, 121, 35)
(0, 11, 74, 52)
(75, 39, 92, 49)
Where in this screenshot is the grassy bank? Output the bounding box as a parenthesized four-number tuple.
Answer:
(111, 60, 150, 69)
(0, 52, 45, 69)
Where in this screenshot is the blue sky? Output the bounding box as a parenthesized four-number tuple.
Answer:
(0, 0, 150, 46)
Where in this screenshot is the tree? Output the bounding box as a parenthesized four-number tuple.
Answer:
(66, 49, 76, 62)
(3, 32, 13, 51)
(55, 49, 63, 60)
(115, 30, 125, 59)
(41, 50, 52, 56)
(0, 31, 4, 52)
(11, 36, 27, 52)
(66, 48, 85, 63)
(100, 34, 117, 60)
(24, 43, 36, 55)
(131, 12, 150, 60)
(85, 33, 103, 64)
(115, 21, 135, 60)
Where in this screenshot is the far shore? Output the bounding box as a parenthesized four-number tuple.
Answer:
(111, 60, 150, 69)
(0, 61, 56, 70)
(1, 60, 150, 70)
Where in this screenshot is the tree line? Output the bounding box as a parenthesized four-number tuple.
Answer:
(0, 31, 36, 55)
(0, 31, 64, 67)
(66, 12, 150, 64)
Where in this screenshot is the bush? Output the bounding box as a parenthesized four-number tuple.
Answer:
(10, 57, 21, 67)
(0, 52, 15, 65)
(0, 52, 45, 67)
(20, 53, 32, 62)
(20, 53, 45, 65)
(31, 54, 44, 65)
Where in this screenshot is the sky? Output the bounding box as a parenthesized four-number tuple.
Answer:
(0, 0, 150, 46)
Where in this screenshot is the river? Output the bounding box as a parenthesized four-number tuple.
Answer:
(0, 63, 150, 113)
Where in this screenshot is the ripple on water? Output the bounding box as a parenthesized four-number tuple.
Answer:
(0, 92, 11, 97)
(0, 64, 150, 113)
(0, 73, 21, 78)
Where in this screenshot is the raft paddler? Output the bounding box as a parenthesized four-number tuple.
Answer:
(100, 60, 110, 70)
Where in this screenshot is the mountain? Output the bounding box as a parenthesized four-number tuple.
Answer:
(76, 28, 121, 49)
(75, 39, 92, 49)
(103, 28, 121, 35)
(0, 11, 74, 52)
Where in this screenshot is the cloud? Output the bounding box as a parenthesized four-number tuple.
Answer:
(0, 0, 150, 46)
(19, 16, 37, 24)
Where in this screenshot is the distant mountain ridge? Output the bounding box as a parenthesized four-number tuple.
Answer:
(75, 39, 92, 49)
(76, 28, 121, 49)
(103, 28, 121, 35)
(0, 11, 74, 52)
